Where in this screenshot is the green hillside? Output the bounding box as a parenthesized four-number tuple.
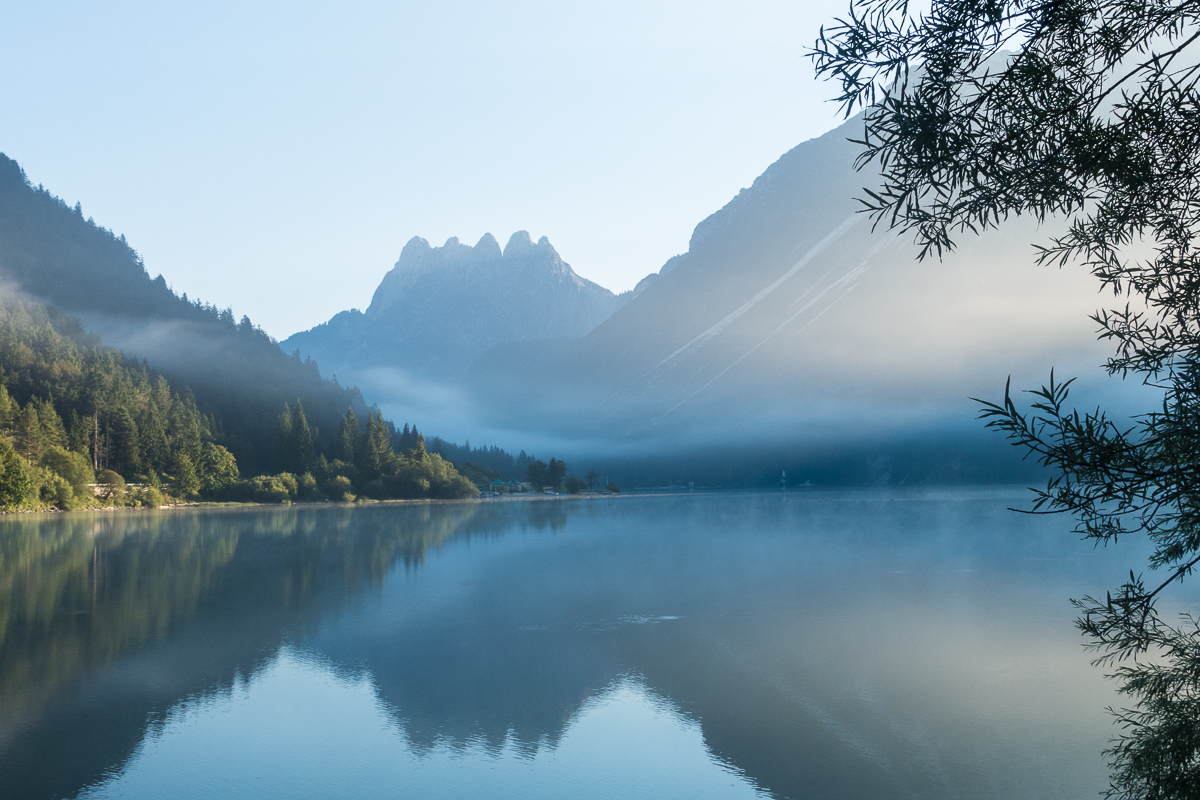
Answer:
(0, 153, 362, 475)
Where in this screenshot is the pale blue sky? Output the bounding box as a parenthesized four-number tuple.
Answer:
(2, 0, 847, 338)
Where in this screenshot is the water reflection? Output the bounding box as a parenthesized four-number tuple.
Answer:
(78, 653, 767, 800)
(0, 492, 1138, 799)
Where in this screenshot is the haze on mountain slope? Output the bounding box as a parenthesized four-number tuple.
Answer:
(0, 154, 369, 474)
(302, 114, 1121, 479)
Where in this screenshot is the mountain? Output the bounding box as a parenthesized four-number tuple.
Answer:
(282, 231, 628, 381)
(258, 114, 1113, 485)
(449, 115, 1115, 481)
(0, 153, 368, 474)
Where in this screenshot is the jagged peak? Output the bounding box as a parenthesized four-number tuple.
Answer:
(368, 229, 606, 322)
(502, 231, 564, 266)
(475, 232, 502, 260)
(503, 230, 534, 256)
(399, 235, 431, 259)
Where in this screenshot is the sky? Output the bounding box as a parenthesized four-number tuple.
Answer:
(1, 0, 848, 339)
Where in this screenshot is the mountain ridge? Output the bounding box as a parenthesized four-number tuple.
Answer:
(283, 230, 632, 382)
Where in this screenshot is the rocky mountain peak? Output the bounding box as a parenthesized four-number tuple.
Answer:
(504, 230, 533, 254)
(475, 232, 502, 260)
(286, 229, 630, 381)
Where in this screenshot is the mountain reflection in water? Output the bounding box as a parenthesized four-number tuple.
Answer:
(0, 491, 1133, 799)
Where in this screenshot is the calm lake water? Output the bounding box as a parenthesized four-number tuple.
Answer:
(0, 489, 1147, 799)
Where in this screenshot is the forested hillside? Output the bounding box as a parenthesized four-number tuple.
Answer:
(0, 294, 236, 509)
(0, 153, 480, 508)
(0, 293, 476, 509)
(0, 153, 366, 474)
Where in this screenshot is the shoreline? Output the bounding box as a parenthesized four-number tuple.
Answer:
(0, 489, 646, 516)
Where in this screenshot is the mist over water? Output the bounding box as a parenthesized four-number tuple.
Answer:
(0, 491, 1143, 799)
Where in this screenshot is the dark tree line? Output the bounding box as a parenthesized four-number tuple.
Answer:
(429, 438, 533, 480)
(233, 403, 474, 502)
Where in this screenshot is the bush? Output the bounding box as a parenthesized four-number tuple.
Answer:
(95, 469, 126, 503)
(41, 447, 94, 501)
(325, 475, 353, 500)
(141, 486, 167, 507)
(35, 467, 74, 509)
(297, 471, 321, 500)
(250, 474, 295, 503)
(565, 476, 587, 494)
(606, 482, 621, 494)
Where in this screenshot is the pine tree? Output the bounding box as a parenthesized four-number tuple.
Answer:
(274, 402, 293, 472)
(109, 408, 142, 477)
(151, 375, 172, 411)
(15, 403, 42, 462)
(359, 411, 396, 480)
(546, 458, 567, 490)
(168, 391, 204, 463)
(35, 398, 67, 450)
(171, 450, 200, 499)
(526, 458, 548, 489)
(66, 410, 89, 455)
(291, 400, 317, 474)
(0, 385, 14, 432)
(336, 407, 359, 464)
(0, 436, 31, 508)
(138, 403, 170, 473)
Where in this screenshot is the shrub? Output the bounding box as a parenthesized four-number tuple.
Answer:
(95, 469, 126, 503)
(325, 475, 353, 500)
(140, 486, 167, 508)
(297, 471, 321, 500)
(41, 447, 94, 501)
(249, 475, 294, 503)
(36, 467, 74, 509)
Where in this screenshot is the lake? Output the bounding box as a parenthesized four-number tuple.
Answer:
(0, 489, 1143, 799)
